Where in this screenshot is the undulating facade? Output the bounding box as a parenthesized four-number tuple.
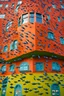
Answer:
(0, 0, 64, 96)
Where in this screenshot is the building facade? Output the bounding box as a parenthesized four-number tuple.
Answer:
(0, 0, 64, 96)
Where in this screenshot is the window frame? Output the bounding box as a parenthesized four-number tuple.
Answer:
(19, 62, 29, 72)
(52, 62, 61, 71)
(35, 62, 44, 71)
(48, 32, 55, 40)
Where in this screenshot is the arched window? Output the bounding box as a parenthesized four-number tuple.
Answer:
(36, 13, 42, 23)
(52, 62, 60, 71)
(15, 1, 22, 12)
(14, 84, 22, 96)
(19, 62, 29, 71)
(61, 4, 64, 9)
(47, 14, 50, 20)
(30, 12, 34, 23)
(13, 40, 18, 50)
(22, 13, 29, 24)
(2, 77, 8, 96)
(51, 84, 60, 96)
(60, 37, 64, 45)
(36, 62, 44, 71)
(10, 40, 18, 51)
(1, 65, 6, 73)
(10, 42, 14, 50)
(3, 45, 8, 52)
(6, 21, 12, 31)
(48, 32, 54, 40)
(10, 65, 15, 72)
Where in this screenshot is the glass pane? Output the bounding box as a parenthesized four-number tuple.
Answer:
(60, 37, 64, 44)
(52, 84, 60, 96)
(3, 46, 8, 52)
(22, 18, 28, 24)
(2, 65, 6, 72)
(24, 66, 28, 70)
(52, 4, 56, 8)
(58, 17, 61, 22)
(61, 4, 64, 9)
(10, 42, 13, 50)
(36, 62, 44, 71)
(20, 62, 29, 71)
(14, 85, 21, 96)
(30, 17, 34, 23)
(48, 32, 54, 40)
(14, 40, 18, 50)
(10, 65, 14, 72)
(36, 18, 42, 23)
(0, 14, 5, 18)
(0, 4, 3, 7)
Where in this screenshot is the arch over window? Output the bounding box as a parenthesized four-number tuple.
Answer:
(51, 84, 60, 96)
(14, 84, 22, 96)
(10, 64, 15, 72)
(52, 62, 60, 71)
(36, 62, 44, 71)
(19, 62, 29, 71)
(48, 32, 54, 40)
(60, 37, 64, 45)
(3, 45, 8, 52)
(1, 65, 6, 73)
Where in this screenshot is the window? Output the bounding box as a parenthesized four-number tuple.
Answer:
(58, 17, 61, 22)
(13, 40, 18, 50)
(10, 65, 15, 72)
(22, 13, 29, 24)
(19, 62, 29, 71)
(15, 1, 22, 12)
(52, 4, 56, 8)
(47, 14, 50, 20)
(6, 21, 12, 31)
(62, 17, 64, 20)
(61, 4, 64, 9)
(60, 37, 64, 44)
(5, 4, 8, 8)
(17, 1, 22, 5)
(51, 84, 60, 96)
(14, 85, 22, 96)
(10, 40, 18, 50)
(0, 4, 3, 7)
(36, 62, 44, 71)
(52, 62, 60, 71)
(36, 13, 42, 23)
(60, 0, 62, 2)
(1, 65, 6, 73)
(0, 14, 5, 18)
(30, 12, 34, 23)
(3, 45, 8, 52)
(10, 42, 13, 50)
(48, 32, 54, 40)
(18, 17, 21, 26)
